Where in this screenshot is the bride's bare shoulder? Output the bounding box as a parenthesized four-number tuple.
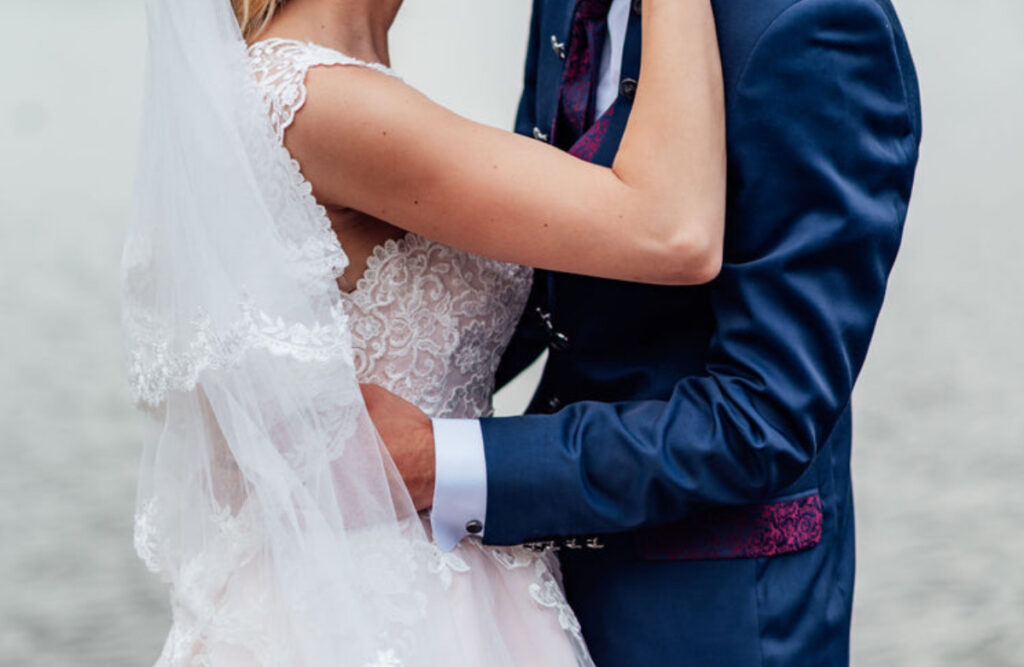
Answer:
(283, 61, 464, 212)
(296, 62, 448, 143)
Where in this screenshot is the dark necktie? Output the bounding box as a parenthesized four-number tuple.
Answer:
(552, 0, 615, 153)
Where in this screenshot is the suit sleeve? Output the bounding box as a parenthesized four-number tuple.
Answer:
(480, 0, 921, 545)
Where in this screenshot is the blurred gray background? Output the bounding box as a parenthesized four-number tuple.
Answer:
(1, 1, 1021, 664)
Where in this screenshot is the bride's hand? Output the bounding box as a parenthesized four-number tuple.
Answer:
(360, 384, 436, 511)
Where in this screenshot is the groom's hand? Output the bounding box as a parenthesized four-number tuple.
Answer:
(360, 384, 436, 511)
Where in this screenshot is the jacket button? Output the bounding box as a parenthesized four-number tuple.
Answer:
(533, 126, 550, 142)
(465, 519, 483, 535)
(620, 78, 638, 102)
(546, 395, 563, 412)
(549, 331, 571, 352)
(631, 0, 642, 16)
(551, 35, 566, 60)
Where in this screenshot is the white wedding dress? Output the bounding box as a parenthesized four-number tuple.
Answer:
(236, 37, 594, 666)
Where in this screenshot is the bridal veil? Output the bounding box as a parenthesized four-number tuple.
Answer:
(122, 0, 476, 663)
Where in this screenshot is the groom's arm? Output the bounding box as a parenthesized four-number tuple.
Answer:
(478, 0, 922, 545)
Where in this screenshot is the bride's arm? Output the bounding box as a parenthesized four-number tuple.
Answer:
(287, 0, 724, 286)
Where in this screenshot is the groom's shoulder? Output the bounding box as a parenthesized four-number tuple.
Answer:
(742, 0, 904, 41)
(717, 0, 909, 76)
(738, 0, 900, 22)
(720, 0, 902, 41)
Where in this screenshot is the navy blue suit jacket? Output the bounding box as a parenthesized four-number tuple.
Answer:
(481, 0, 920, 664)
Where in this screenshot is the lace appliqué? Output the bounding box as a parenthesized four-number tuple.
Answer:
(484, 542, 595, 667)
(125, 298, 354, 408)
(530, 566, 583, 639)
(417, 540, 472, 591)
(528, 556, 593, 667)
(248, 38, 401, 143)
(342, 235, 532, 419)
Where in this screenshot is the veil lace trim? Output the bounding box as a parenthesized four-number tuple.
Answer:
(124, 40, 382, 408)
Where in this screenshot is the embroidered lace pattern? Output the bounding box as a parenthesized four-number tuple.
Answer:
(341, 234, 532, 418)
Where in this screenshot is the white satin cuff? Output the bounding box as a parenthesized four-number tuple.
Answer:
(430, 418, 488, 552)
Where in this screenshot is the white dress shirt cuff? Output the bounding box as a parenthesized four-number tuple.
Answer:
(430, 418, 488, 552)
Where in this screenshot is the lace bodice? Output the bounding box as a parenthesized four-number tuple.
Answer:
(341, 234, 532, 417)
(248, 38, 533, 419)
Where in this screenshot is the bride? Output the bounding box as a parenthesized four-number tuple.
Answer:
(123, 0, 724, 664)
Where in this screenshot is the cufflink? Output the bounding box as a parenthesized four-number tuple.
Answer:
(465, 519, 483, 535)
(533, 126, 550, 142)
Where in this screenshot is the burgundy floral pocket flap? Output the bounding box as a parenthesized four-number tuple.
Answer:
(636, 493, 824, 562)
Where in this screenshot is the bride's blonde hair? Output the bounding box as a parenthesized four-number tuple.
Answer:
(232, 0, 284, 42)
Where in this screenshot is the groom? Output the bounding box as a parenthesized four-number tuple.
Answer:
(365, 0, 921, 663)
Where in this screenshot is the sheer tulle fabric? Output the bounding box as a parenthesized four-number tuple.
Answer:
(123, 1, 591, 665)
